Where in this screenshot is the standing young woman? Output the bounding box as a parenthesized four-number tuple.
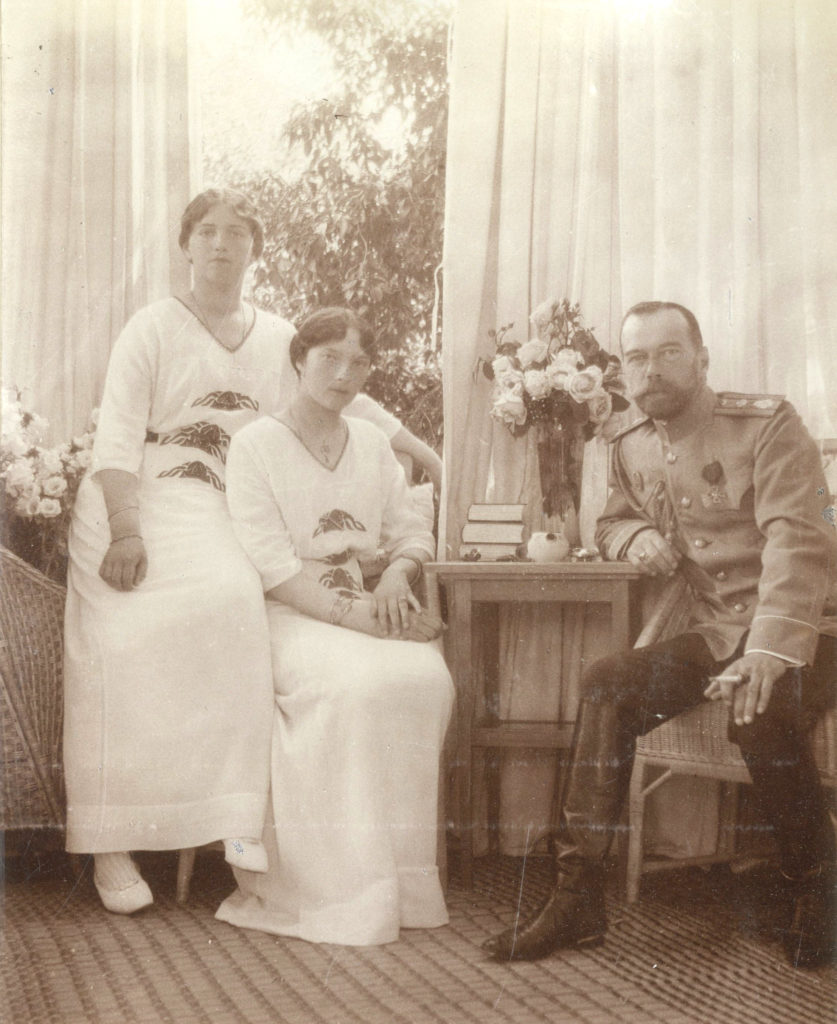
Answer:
(64, 190, 438, 915)
(216, 308, 453, 946)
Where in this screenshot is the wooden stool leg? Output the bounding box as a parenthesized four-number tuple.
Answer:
(625, 760, 648, 904)
(176, 848, 197, 904)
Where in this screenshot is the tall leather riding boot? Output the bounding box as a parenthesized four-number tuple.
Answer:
(740, 742, 836, 968)
(483, 700, 635, 961)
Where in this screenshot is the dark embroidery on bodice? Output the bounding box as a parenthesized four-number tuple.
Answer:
(319, 567, 363, 598)
(192, 391, 258, 412)
(313, 509, 367, 537)
(158, 461, 224, 492)
(158, 421, 230, 462)
(322, 550, 352, 566)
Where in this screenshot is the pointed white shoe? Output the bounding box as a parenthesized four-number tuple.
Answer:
(93, 873, 154, 915)
(223, 838, 269, 873)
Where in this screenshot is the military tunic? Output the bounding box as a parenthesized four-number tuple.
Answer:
(595, 385, 837, 664)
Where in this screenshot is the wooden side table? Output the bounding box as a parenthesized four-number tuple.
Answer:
(425, 561, 642, 888)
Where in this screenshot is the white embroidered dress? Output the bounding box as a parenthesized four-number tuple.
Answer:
(216, 415, 453, 946)
(63, 298, 400, 854)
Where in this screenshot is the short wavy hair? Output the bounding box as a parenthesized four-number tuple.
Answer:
(620, 301, 703, 350)
(178, 187, 265, 259)
(289, 307, 377, 376)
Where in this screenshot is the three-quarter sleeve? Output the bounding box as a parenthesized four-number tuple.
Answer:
(90, 310, 156, 476)
(226, 427, 303, 592)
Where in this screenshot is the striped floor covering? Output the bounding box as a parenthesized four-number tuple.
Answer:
(2, 846, 834, 1024)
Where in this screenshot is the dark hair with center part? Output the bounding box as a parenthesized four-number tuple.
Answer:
(620, 301, 703, 350)
(179, 188, 265, 259)
(289, 308, 377, 376)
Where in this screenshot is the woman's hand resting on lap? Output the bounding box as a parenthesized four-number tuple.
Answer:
(99, 537, 148, 592)
(371, 564, 422, 634)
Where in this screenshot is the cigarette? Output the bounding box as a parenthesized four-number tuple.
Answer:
(709, 674, 744, 684)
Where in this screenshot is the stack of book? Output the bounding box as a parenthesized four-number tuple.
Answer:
(459, 503, 525, 560)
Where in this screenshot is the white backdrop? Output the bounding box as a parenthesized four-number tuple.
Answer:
(2, 0, 197, 439)
(441, 0, 837, 854)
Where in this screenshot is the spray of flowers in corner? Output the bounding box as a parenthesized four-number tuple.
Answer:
(478, 299, 629, 517)
(1, 387, 97, 582)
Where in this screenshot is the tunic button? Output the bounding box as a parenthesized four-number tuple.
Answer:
(680, 496, 692, 508)
(716, 570, 728, 581)
(693, 538, 707, 549)
(666, 452, 677, 463)
(734, 602, 746, 613)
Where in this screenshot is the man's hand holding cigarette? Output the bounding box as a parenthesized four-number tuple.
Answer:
(703, 651, 795, 725)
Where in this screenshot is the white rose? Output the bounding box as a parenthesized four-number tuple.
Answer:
(75, 449, 93, 469)
(42, 475, 68, 498)
(37, 497, 62, 518)
(15, 491, 41, 517)
(552, 346, 583, 372)
(545, 363, 569, 391)
(529, 299, 556, 338)
(38, 448, 63, 475)
(4, 434, 29, 458)
(491, 390, 527, 427)
(492, 354, 524, 391)
(3, 459, 36, 493)
(523, 369, 551, 400)
(567, 365, 604, 403)
(517, 338, 549, 367)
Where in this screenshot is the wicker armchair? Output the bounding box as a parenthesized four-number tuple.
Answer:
(626, 699, 837, 903)
(0, 546, 67, 832)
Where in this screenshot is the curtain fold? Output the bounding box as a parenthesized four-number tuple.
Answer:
(442, 0, 837, 855)
(2, 0, 197, 440)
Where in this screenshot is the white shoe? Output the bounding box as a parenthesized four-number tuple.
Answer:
(223, 838, 269, 873)
(94, 873, 154, 914)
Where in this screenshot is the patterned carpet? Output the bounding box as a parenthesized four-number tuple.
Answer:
(2, 840, 835, 1024)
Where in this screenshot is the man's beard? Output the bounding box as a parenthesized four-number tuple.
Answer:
(633, 380, 699, 420)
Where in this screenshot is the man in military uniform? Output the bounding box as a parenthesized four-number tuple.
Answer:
(484, 300, 836, 968)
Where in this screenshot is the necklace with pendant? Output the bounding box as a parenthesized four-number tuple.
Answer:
(191, 290, 253, 352)
(288, 409, 346, 468)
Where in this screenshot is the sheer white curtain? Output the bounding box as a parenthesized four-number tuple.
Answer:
(441, 0, 837, 854)
(2, 0, 197, 440)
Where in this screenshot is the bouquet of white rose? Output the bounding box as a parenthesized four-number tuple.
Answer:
(1, 387, 96, 582)
(479, 299, 629, 516)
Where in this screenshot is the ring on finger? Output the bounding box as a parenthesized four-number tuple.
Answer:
(638, 551, 648, 561)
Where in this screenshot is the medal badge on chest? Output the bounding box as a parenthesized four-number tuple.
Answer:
(701, 460, 728, 508)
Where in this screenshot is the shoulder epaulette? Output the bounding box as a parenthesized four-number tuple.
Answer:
(609, 414, 651, 442)
(715, 392, 784, 417)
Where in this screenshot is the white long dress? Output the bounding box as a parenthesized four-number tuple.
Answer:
(216, 415, 453, 946)
(64, 298, 401, 854)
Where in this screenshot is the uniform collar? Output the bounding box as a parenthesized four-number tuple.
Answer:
(652, 385, 716, 445)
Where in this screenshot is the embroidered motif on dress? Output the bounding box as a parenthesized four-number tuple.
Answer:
(319, 567, 363, 597)
(323, 550, 352, 565)
(313, 509, 367, 537)
(157, 422, 231, 462)
(192, 391, 258, 411)
(158, 461, 225, 491)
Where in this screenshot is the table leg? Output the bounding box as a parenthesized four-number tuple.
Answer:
(451, 580, 474, 889)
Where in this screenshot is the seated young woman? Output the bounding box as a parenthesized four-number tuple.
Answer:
(216, 307, 454, 946)
(63, 188, 443, 916)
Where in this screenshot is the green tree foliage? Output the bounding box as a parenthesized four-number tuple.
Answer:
(209, 0, 453, 448)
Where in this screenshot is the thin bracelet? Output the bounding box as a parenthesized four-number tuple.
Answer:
(108, 505, 139, 520)
(110, 535, 143, 544)
(329, 594, 354, 625)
